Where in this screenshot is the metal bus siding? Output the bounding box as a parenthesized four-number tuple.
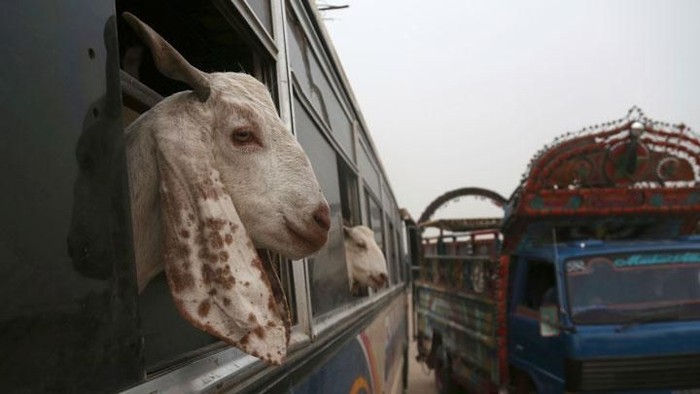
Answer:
(1, 1, 409, 393)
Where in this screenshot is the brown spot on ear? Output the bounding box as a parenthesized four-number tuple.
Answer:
(223, 297, 231, 306)
(169, 268, 195, 293)
(219, 251, 229, 262)
(206, 218, 226, 231)
(244, 281, 250, 287)
(240, 334, 249, 345)
(198, 300, 211, 317)
(224, 233, 233, 245)
(224, 268, 236, 285)
(201, 264, 215, 284)
(201, 264, 235, 289)
(188, 213, 195, 221)
(253, 326, 265, 340)
(266, 320, 277, 328)
(251, 257, 264, 271)
(210, 233, 224, 249)
(180, 230, 190, 238)
(268, 295, 276, 312)
(176, 244, 190, 258)
(208, 289, 218, 296)
(248, 313, 257, 324)
(197, 185, 220, 200)
(196, 226, 207, 246)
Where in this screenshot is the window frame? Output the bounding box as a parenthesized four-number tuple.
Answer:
(116, 0, 304, 374)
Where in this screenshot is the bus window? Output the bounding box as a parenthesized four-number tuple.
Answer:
(294, 96, 354, 316)
(117, 0, 263, 98)
(247, 0, 273, 36)
(387, 220, 399, 285)
(366, 190, 385, 253)
(358, 142, 381, 196)
(115, 0, 290, 373)
(338, 158, 361, 226)
(286, 7, 354, 156)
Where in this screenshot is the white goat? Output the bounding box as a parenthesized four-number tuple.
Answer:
(343, 225, 389, 293)
(123, 13, 330, 365)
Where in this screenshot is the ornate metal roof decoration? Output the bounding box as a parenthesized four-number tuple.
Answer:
(517, 106, 700, 192)
(502, 108, 700, 252)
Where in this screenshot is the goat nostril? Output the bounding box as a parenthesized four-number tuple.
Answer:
(313, 203, 331, 232)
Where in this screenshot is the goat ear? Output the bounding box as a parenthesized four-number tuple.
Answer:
(153, 126, 290, 365)
(122, 12, 211, 102)
(343, 225, 352, 237)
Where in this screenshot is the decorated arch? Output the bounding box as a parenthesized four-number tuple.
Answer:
(418, 187, 507, 228)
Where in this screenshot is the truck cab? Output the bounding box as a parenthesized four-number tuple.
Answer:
(413, 109, 700, 393)
(509, 237, 700, 393)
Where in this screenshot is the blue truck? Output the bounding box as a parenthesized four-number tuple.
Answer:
(413, 108, 700, 393)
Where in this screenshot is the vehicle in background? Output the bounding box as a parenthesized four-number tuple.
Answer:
(411, 108, 700, 393)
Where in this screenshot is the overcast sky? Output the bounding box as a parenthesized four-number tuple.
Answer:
(322, 0, 700, 221)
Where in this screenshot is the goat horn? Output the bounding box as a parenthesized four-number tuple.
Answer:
(122, 12, 211, 102)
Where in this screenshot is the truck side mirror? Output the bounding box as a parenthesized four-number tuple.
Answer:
(539, 305, 560, 337)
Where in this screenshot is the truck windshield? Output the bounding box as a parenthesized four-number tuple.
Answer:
(565, 252, 700, 325)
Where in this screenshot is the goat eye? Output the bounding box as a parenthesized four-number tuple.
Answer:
(231, 129, 254, 144)
(358, 241, 367, 249)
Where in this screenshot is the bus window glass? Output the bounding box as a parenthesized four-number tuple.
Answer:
(247, 0, 273, 35)
(117, 0, 260, 97)
(366, 191, 385, 252)
(294, 98, 354, 316)
(272, 254, 298, 325)
(396, 228, 406, 282)
(359, 143, 381, 195)
(386, 220, 397, 284)
(286, 9, 353, 156)
(338, 158, 361, 226)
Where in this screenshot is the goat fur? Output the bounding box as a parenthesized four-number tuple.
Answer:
(123, 13, 329, 365)
(343, 225, 389, 292)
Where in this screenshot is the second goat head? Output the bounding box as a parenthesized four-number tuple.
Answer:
(344, 225, 389, 293)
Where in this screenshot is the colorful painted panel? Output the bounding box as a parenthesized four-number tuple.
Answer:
(415, 234, 504, 389)
(292, 295, 407, 394)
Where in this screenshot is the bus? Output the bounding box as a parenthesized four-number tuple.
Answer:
(1, 1, 409, 393)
